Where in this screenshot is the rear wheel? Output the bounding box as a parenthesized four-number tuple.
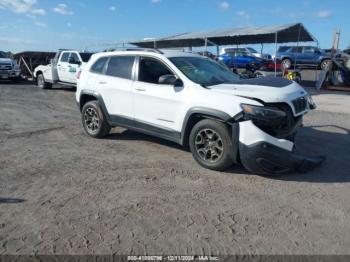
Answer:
(82, 100, 111, 138)
(189, 119, 233, 171)
(281, 58, 292, 69)
(36, 73, 52, 89)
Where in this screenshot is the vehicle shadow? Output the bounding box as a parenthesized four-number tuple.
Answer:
(48, 86, 76, 92)
(0, 198, 26, 204)
(0, 80, 33, 86)
(106, 129, 187, 151)
(107, 125, 350, 183)
(270, 125, 350, 183)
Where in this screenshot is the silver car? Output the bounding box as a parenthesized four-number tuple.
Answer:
(220, 47, 272, 60)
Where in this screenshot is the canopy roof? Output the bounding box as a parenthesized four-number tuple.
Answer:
(131, 23, 316, 48)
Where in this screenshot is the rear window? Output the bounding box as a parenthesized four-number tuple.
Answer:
(79, 53, 94, 62)
(90, 57, 108, 74)
(278, 46, 292, 52)
(106, 56, 135, 79)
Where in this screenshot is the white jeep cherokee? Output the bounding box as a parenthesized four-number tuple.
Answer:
(76, 49, 324, 174)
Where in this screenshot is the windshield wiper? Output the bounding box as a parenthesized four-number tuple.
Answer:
(201, 84, 211, 89)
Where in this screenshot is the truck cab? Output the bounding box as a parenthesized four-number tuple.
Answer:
(34, 50, 93, 89)
(0, 51, 21, 82)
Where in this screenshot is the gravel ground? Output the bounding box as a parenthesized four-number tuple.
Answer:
(0, 82, 350, 255)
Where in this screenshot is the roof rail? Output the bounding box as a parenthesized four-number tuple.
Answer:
(125, 48, 164, 54)
(102, 47, 164, 54)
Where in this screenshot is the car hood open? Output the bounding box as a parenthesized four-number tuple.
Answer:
(209, 77, 309, 103)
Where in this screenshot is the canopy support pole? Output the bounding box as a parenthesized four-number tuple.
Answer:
(205, 37, 208, 51)
(275, 32, 278, 77)
(294, 25, 302, 70)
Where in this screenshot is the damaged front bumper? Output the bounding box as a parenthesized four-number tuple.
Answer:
(237, 121, 325, 175)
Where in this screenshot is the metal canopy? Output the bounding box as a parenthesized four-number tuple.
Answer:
(131, 23, 316, 48)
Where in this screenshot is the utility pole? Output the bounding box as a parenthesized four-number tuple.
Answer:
(332, 30, 341, 57)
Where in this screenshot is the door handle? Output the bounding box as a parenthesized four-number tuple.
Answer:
(99, 81, 107, 85)
(135, 87, 146, 91)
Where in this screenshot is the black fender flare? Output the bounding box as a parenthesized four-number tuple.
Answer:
(180, 107, 239, 163)
(79, 90, 111, 122)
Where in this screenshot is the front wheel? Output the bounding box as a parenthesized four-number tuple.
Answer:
(82, 100, 111, 138)
(320, 59, 331, 71)
(189, 119, 234, 171)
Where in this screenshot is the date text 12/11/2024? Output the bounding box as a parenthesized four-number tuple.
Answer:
(127, 255, 219, 261)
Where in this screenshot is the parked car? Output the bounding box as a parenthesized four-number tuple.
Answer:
(218, 50, 265, 69)
(197, 51, 216, 60)
(76, 49, 323, 174)
(34, 50, 94, 89)
(275, 46, 331, 70)
(0, 51, 21, 82)
(220, 47, 272, 60)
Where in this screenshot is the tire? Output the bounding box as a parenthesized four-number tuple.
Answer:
(36, 73, 52, 89)
(81, 100, 111, 138)
(281, 58, 292, 69)
(189, 119, 233, 171)
(320, 59, 331, 71)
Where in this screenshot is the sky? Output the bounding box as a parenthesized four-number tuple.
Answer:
(0, 0, 349, 53)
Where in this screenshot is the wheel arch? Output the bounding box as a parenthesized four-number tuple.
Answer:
(79, 92, 98, 111)
(35, 70, 43, 78)
(180, 107, 233, 147)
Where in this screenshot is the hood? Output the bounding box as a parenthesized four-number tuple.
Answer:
(209, 77, 308, 103)
(0, 58, 13, 64)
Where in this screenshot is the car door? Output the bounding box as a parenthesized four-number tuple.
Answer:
(66, 52, 81, 84)
(57, 51, 71, 82)
(94, 55, 135, 119)
(132, 56, 185, 132)
(288, 47, 303, 65)
(302, 47, 318, 65)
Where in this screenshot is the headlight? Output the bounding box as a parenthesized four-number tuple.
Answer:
(240, 104, 286, 121)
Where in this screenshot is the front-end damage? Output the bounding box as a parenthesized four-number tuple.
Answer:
(231, 98, 325, 175)
(237, 121, 325, 175)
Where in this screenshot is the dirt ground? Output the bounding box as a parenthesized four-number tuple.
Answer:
(0, 82, 350, 255)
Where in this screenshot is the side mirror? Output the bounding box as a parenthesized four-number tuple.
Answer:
(159, 74, 177, 85)
(315, 50, 321, 54)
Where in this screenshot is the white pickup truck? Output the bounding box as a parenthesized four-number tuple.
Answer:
(34, 50, 94, 89)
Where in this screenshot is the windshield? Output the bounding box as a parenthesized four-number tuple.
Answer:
(247, 47, 258, 53)
(0, 52, 10, 58)
(170, 56, 240, 86)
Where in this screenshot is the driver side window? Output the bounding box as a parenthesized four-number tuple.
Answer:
(60, 52, 70, 62)
(138, 57, 172, 84)
(69, 53, 80, 64)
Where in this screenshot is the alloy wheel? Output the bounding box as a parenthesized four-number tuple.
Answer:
(194, 128, 224, 163)
(84, 107, 101, 133)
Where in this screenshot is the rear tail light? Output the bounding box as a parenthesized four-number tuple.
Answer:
(77, 70, 82, 79)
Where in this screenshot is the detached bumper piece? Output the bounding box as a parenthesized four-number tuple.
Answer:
(238, 121, 325, 175)
(239, 142, 325, 175)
